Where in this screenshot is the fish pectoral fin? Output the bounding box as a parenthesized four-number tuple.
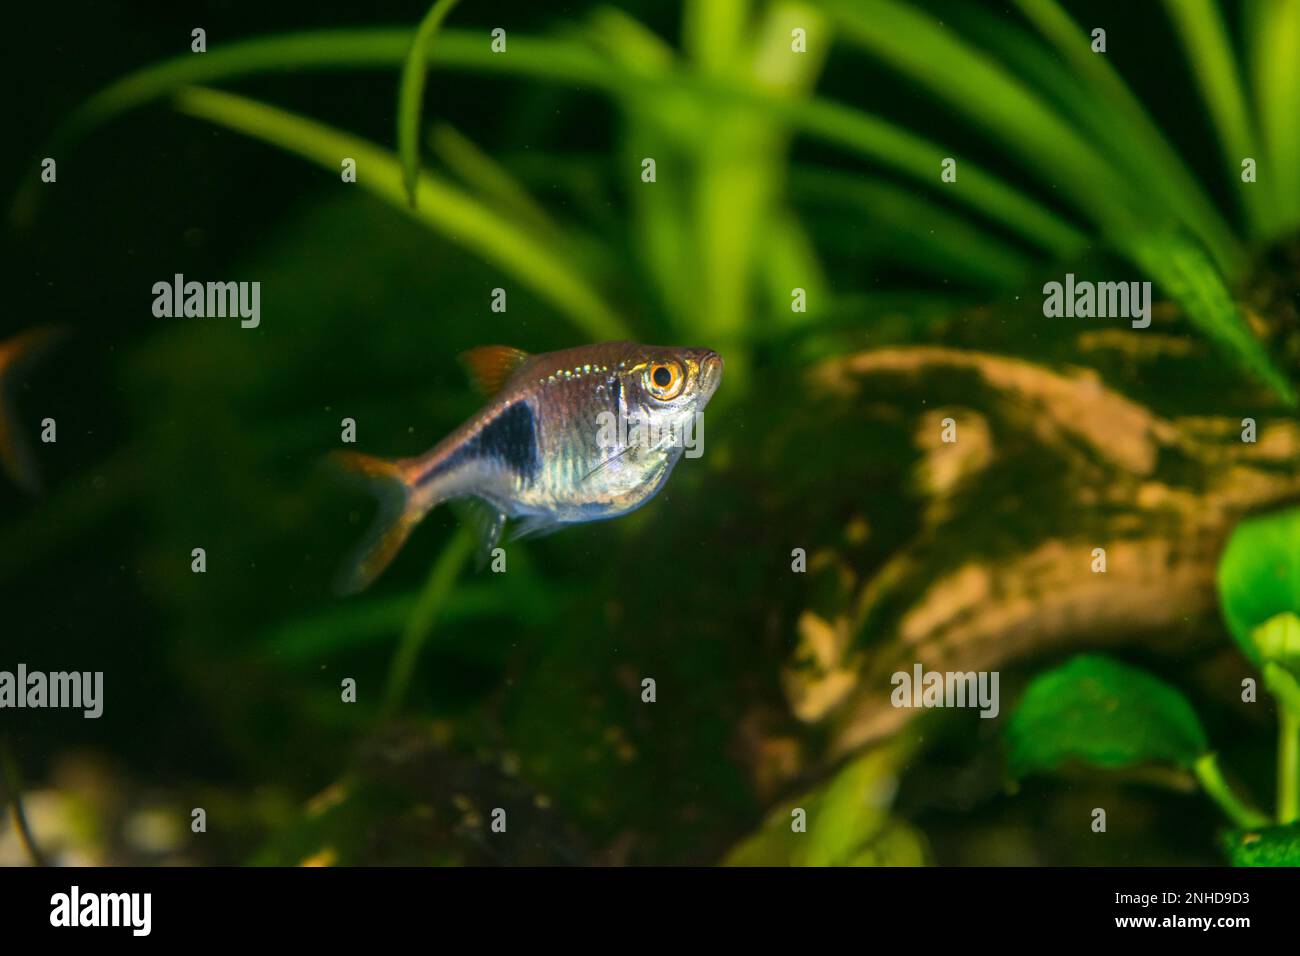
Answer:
(508, 515, 567, 542)
(459, 346, 531, 398)
(583, 434, 681, 484)
(450, 496, 508, 569)
(581, 444, 638, 483)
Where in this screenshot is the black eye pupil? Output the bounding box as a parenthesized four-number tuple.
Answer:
(653, 366, 672, 387)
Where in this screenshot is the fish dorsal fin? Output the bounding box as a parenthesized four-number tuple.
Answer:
(459, 346, 531, 397)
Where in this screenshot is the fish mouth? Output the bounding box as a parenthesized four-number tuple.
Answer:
(697, 350, 723, 403)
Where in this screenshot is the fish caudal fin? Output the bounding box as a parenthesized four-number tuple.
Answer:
(330, 450, 426, 595)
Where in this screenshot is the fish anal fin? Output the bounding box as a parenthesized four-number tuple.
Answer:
(459, 346, 531, 398)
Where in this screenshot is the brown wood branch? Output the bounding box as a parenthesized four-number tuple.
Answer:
(790, 346, 1300, 762)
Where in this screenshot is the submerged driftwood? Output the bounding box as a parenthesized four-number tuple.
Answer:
(784, 331, 1300, 763)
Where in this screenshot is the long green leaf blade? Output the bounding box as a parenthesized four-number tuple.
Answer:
(1009, 0, 1244, 275)
(819, 0, 1143, 237)
(787, 93, 1085, 257)
(1122, 232, 1295, 404)
(398, 0, 462, 208)
(792, 169, 1034, 290)
(8, 28, 614, 227)
(429, 124, 564, 240)
(18, 27, 1085, 258)
(173, 86, 628, 340)
(1245, 0, 1300, 232)
(818, 0, 1290, 402)
(1161, 0, 1272, 236)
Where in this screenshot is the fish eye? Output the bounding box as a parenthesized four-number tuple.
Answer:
(644, 361, 685, 400)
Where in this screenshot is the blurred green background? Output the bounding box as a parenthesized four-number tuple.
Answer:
(2, 0, 1299, 865)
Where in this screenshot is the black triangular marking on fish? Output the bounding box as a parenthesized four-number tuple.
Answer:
(418, 400, 541, 490)
(467, 401, 540, 481)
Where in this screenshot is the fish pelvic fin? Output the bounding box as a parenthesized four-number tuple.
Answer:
(329, 450, 428, 595)
(509, 514, 566, 542)
(449, 496, 507, 570)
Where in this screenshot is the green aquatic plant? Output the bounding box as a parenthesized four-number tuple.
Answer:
(11, 0, 1300, 865)
(18, 0, 1299, 399)
(1005, 506, 1300, 865)
(817, 0, 1299, 400)
(398, 0, 463, 208)
(172, 85, 627, 342)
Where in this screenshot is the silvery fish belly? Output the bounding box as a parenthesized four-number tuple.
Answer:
(332, 340, 723, 594)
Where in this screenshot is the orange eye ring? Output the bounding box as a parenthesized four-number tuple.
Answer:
(644, 361, 685, 400)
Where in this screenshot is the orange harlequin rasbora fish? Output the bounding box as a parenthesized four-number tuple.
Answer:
(333, 341, 723, 594)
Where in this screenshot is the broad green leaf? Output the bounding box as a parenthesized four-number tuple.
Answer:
(841, 822, 928, 867)
(1223, 823, 1300, 866)
(171, 87, 628, 341)
(1254, 613, 1300, 670)
(1218, 506, 1300, 666)
(806, 744, 902, 866)
(397, 0, 462, 207)
(1006, 655, 1208, 777)
(723, 742, 924, 866)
